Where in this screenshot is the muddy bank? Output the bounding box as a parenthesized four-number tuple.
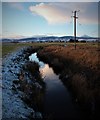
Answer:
(2, 46, 44, 119)
(37, 45, 100, 119)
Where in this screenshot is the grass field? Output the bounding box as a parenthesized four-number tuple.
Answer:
(2, 42, 98, 57)
(2, 41, 100, 117)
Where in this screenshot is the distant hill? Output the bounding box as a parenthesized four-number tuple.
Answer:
(1, 39, 13, 42)
(81, 34, 91, 38)
(2, 35, 98, 43)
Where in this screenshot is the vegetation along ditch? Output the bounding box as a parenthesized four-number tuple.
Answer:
(15, 46, 46, 119)
(37, 45, 100, 119)
(2, 43, 100, 120)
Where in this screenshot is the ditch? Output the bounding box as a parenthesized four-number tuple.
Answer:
(29, 52, 86, 120)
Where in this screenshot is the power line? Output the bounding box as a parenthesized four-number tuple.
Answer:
(72, 10, 80, 50)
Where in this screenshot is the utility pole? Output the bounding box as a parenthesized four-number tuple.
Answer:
(72, 10, 80, 50)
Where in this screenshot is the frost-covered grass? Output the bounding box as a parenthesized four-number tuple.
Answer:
(2, 47, 44, 119)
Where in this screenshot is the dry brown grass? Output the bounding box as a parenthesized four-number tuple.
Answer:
(37, 43, 100, 115)
(53, 45, 98, 71)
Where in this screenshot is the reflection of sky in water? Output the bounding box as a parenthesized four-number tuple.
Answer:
(29, 53, 60, 82)
(29, 53, 44, 68)
(40, 64, 66, 92)
(29, 53, 83, 119)
(40, 62, 82, 119)
(40, 64, 59, 80)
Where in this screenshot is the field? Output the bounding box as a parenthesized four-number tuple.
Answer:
(2, 42, 100, 118)
(2, 42, 98, 56)
(2, 42, 66, 57)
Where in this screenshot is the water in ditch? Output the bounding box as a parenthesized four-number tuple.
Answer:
(29, 52, 85, 119)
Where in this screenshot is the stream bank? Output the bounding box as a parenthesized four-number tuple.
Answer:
(37, 45, 100, 120)
(2, 46, 44, 119)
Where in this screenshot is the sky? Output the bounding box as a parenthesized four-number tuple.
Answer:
(1, 1, 99, 38)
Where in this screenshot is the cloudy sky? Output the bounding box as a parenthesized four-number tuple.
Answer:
(2, 1, 98, 38)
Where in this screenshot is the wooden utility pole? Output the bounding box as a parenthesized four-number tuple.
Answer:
(72, 10, 79, 50)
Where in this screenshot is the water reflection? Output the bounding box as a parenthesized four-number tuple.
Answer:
(29, 53, 84, 119)
(29, 52, 44, 68)
(39, 64, 81, 119)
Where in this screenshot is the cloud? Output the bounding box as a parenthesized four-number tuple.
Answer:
(29, 3, 67, 24)
(29, 2, 98, 24)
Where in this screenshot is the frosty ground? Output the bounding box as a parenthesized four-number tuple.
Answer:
(2, 47, 42, 119)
